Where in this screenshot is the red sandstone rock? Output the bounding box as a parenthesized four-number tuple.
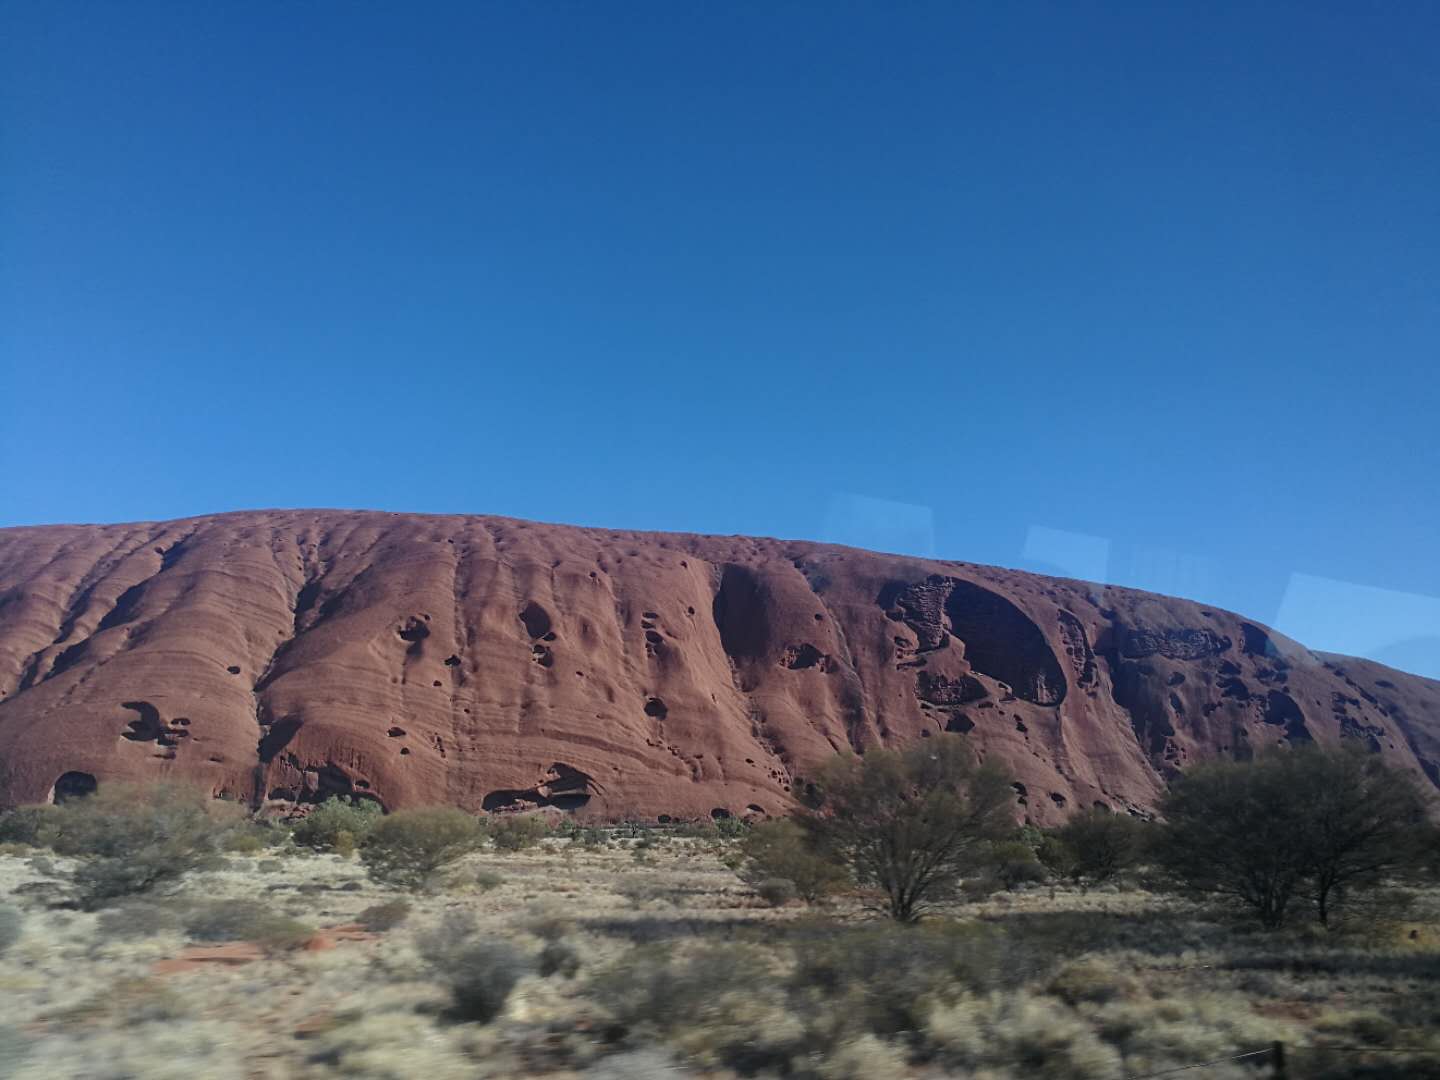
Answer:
(0, 510, 1435, 823)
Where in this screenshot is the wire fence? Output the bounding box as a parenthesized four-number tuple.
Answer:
(1123, 1042, 1436, 1079)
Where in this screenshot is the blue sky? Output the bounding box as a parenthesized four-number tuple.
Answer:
(2, 2, 1438, 676)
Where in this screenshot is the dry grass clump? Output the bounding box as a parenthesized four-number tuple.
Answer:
(301, 1008, 477, 1080)
(1086, 992, 1290, 1071)
(926, 991, 1123, 1078)
(1046, 956, 1142, 1005)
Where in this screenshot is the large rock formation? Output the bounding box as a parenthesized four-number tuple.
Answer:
(0, 510, 1436, 823)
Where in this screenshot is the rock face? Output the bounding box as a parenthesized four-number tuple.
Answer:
(0, 510, 1436, 823)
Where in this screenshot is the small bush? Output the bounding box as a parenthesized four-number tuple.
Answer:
(590, 943, 792, 1071)
(491, 815, 549, 852)
(359, 807, 486, 889)
(223, 830, 265, 854)
(1316, 1009, 1401, 1046)
(818, 1034, 910, 1080)
(0, 904, 21, 956)
(524, 905, 575, 941)
(290, 797, 382, 853)
(756, 877, 798, 907)
(46, 782, 240, 908)
(183, 899, 314, 950)
(926, 991, 1122, 1078)
(417, 911, 529, 1022)
(26, 855, 55, 877)
(614, 879, 670, 906)
(1090, 991, 1296, 1070)
(95, 900, 184, 941)
(539, 939, 582, 979)
(713, 816, 750, 839)
(791, 921, 1053, 1035)
(1047, 957, 1140, 1005)
(355, 899, 412, 932)
(0, 805, 58, 847)
(474, 869, 505, 891)
(738, 819, 848, 904)
(591, 942, 776, 1034)
(54, 975, 192, 1027)
(985, 839, 1050, 891)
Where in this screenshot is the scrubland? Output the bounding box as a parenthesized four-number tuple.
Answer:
(3, 828, 1438, 1080)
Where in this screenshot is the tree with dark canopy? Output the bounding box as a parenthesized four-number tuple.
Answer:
(797, 734, 1013, 922)
(1043, 806, 1147, 890)
(1154, 744, 1430, 928)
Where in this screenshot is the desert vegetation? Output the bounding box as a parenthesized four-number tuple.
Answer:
(0, 738, 1436, 1079)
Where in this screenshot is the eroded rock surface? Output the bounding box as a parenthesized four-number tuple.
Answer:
(0, 510, 1436, 822)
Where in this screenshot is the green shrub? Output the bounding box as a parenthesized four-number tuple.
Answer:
(355, 899, 411, 932)
(539, 939, 582, 978)
(738, 819, 848, 903)
(417, 912, 529, 1022)
(46, 782, 240, 909)
(490, 814, 549, 852)
(756, 877, 799, 907)
(0, 805, 58, 848)
(1154, 746, 1429, 928)
(591, 942, 775, 1034)
(589, 942, 795, 1071)
(474, 869, 505, 891)
(523, 905, 575, 941)
(984, 839, 1049, 891)
(817, 1034, 910, 1080)
(182, 899, 314, 950)
(0, 904, 21, 956)
(95, 900, 185, 941)
(1043, 808, 1147, 890)
(290, 797, 382, 853)
(26, 855, 55, 877)
(1316, 1009, 1401, 1046)
(713, 816, 750, 839)
(359, 807, 485, 889)
(223, 831, 265, 854)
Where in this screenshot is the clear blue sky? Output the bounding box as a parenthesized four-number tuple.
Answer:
(3, 2, 1438, 676)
